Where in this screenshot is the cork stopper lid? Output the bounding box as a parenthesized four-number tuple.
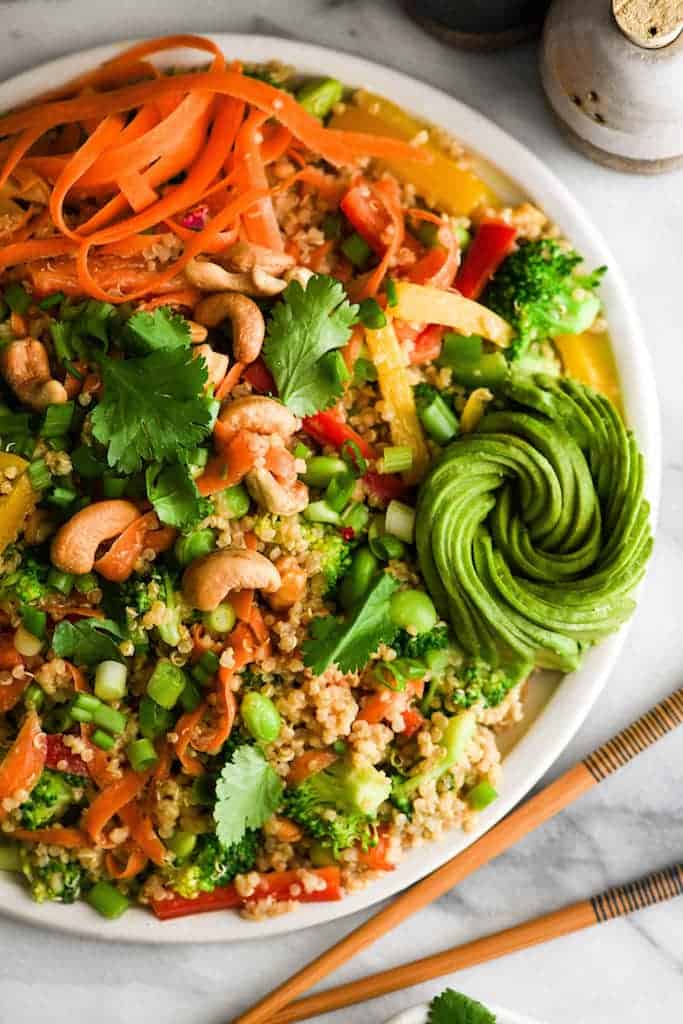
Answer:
(612, 0, 683, 48)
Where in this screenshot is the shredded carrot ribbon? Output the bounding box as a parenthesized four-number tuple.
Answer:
(82, 770, 150, 846)
(12, 827, 90, 849)
(0, 710, 46, 821)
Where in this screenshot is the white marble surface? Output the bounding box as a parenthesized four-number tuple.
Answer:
(0, 3, 682, 1022)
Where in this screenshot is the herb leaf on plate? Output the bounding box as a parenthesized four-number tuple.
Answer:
(428, 989, 497, 1024)
(52, 618, 124, 666)
(145, 461, 211, 530)
(214, 746, 284, 848)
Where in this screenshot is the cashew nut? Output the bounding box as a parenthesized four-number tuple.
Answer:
(193, 293, 265, 364)
(284, 266, 314, 288)
(182, 547, 281, 611)
(50, 500, 141, 575)
(266, 555, 307, 612)
(218, 396, 300, 438)
(184, 257, 287, 297)
(246, 467, 309, 517)
(0, 338, 68, 411)
(193, 343, 230, 391)
(224, 241, 294, 276)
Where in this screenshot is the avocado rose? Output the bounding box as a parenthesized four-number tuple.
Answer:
(415, 373, 652, 673)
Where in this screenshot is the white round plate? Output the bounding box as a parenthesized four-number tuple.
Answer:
(0, 35, 660, 943)
(386, 1002, 547, 1024)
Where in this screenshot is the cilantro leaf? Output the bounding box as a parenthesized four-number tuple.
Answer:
(428, 990, 497, 1024)
(52, 618, 123, 666)
(213, 746, 284, 847)
(122, 307, 191, 355)
(263, 274, 357, 417)
(303, 572, 399, 674)
(91, 348, 212, 474)
(145, 461, 212, 530)
(50, 299, 116, 363)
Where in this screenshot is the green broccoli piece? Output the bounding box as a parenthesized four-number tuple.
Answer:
(285, 759, 391, 855)
(19, 769, 83, 830)
(301, 522, 352, 594)
(0, 554, 52, 605)
(166, 832, 259, 897)
(513, 340, 561, 378)
(394, 624, 450, 660)
(483, 239, 605, 358)
(155, 569, 184, 646)
(101, 574, 154, 623)
(391, 710, 476, 811)
(453, 657, 529, 710)
(20, 848, 84, 903)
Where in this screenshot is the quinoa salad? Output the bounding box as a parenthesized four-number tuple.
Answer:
(0, 35, 652, 923)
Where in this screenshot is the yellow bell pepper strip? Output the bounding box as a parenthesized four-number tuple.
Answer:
(553, 332, 623, 414)
(364, 318, 430, 485)
(329, 92, 495, 217)
(460, 388, 494, 433)
(0, 452, 37, 554)
(393, 281, 514, 348)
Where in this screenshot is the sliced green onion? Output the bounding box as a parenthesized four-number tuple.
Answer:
(73, 692, 100, 713)
(86, 880, 129, 919)
(138, 695, 174, 741)
(167, 830, 197, 861)
(174, 529, 215, 567)
(74, 573, 98, 595)
(38, 291, 65, 310)
(296, 77, 344, 120)
(340, 439, 368, 477)
(202, 603, 236, 635)
(14, 624, 42, 657)
(94, 660, 128, 703)
(4, 283, 31, 314)
(358, 298, 387, 330)
(0, 843, 21, 872)
(47, 485, 78, 509)
(23, 682, 45, 710)
(40, 401, 74, 438)
(438, 333, 509, 388)
(466, 780, 498, 810)
(20, 605, 46, 641)
(368, 516, 405, 561)
(325, 473, 355, 514)
(47, 568, 75, 595)
(147, 660, 187, 710)
(91, 703, 127, 736)
(341, 501, 370, 537)
(216, 484, 250, 519)
(90, 729, 115, 751)
(179, 677, 202, 713)
(378, 445, 413, 475)
(303, 500, 341, 526)
(71, 444, 106, 479)
(102, 476, 128, 498)
(416, 388, 459, 445)
(192, 649, 220, 686)
(352, 357, 378, 387)
(385, 278, 398, 307)
(385, 499, 416, 543)
(439, 332, 482, 368)
(127, 738, 159, 772)
(302, 455, 347, 489)
(341, 232, 372, 269)
(27, 458, 51, 491)
(321, 349, 350, 389)
(70, 706, 93, 724)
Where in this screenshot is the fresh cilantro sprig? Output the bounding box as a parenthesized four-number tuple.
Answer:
(122, 307, 191, 355)
(263, 274, 358, 417)
(52, 618, 124, 666)
(428, 989, 497, 1024)
(303, 572, 399, 674)
(145, 461, 212, 530)
(91, 347, 212, 474)
(214, 745, 284, 847)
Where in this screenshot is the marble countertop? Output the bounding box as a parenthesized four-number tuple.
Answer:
(1, 3, 682, 1022)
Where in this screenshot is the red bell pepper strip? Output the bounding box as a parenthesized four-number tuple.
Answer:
(303, 411, 376, 461)
(363, 470, 408, 502)
(151, 866, 342, 920)
(401, 707, 425, 738)
(455, 221, 517, 300)
(340, 184, 390, 255)
(242, 358, 275, 395)
(406, 225, 460, 290)
(44, 734, 90, 777)
(409, 324, 445, 365)
(356, 831, 395, 871)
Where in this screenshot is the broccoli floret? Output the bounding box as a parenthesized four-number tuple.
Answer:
(166, 832, 259, 897)
(513, 340, 561, 378)
(483, 239, 605, 358)
(394, 624, 450, 660)
(0, 554, 51, 605)
(19, 769, 83, 830)
(301, 523, 352, 594)
(453, 657, 529, 710)
(20, 848, 84, 903)
(285, 759, 391, 855)
(155, 569, 184, 646)
(101, 574, 154, 623)
(391, 710, 476, 811)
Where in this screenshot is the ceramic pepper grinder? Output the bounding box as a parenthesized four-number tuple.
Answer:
(540, 0, 683, 172)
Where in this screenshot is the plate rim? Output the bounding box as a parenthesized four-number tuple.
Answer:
(0, 32, 661, 944)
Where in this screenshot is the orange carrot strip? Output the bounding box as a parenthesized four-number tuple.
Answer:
(0, 633, 23, 670)
(105, 845, 148, 880)
(12, 827, 90, 849)
(174, 705, 206, 776)
(82, 770, 149, 845)
(94, 510, 158, 583)
(0, 711, 46, 820)
(230, 589, 254, 622)
(287, 751, 337, 786)
(355, 177, 404, 300)
(214, 360, 244, 401)
(139, 288, 200, 311)
(0, 676, 28, 712)
(234, 109, 283, 251)
(248, 605, 269, 646)
(243, 532, 258, 551)
(191, 674, 237, 755)
(118, 801, 167, 867)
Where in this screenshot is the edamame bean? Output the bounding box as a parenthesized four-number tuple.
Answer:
(241, 692, 281, 743)
(390, 590, 438, 634)
(302, 455, 348, 489)
(339, 546, 379, 609)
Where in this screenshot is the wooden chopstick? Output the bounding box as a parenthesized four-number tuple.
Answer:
(233, 686, 683, 1024)
(270, 862, 683, 1023)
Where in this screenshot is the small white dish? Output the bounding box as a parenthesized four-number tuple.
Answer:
(386, 1002, 547, 1024)
(0, 33, 661, 944)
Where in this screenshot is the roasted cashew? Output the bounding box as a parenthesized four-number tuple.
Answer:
(266, 555, 307, 612)
(193, 293, 265, 365)
(182, 547, 281, 611)
(51, 500, 141, 575)
(218, 396, 299, 438)
(0, 338, 68, 411)
(184, 257, 287, 297)
(246, 467, 309, 517)
(224, 241, 294, 276)
(284, 266, 314, 288)
(193, 343, 229, 391)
